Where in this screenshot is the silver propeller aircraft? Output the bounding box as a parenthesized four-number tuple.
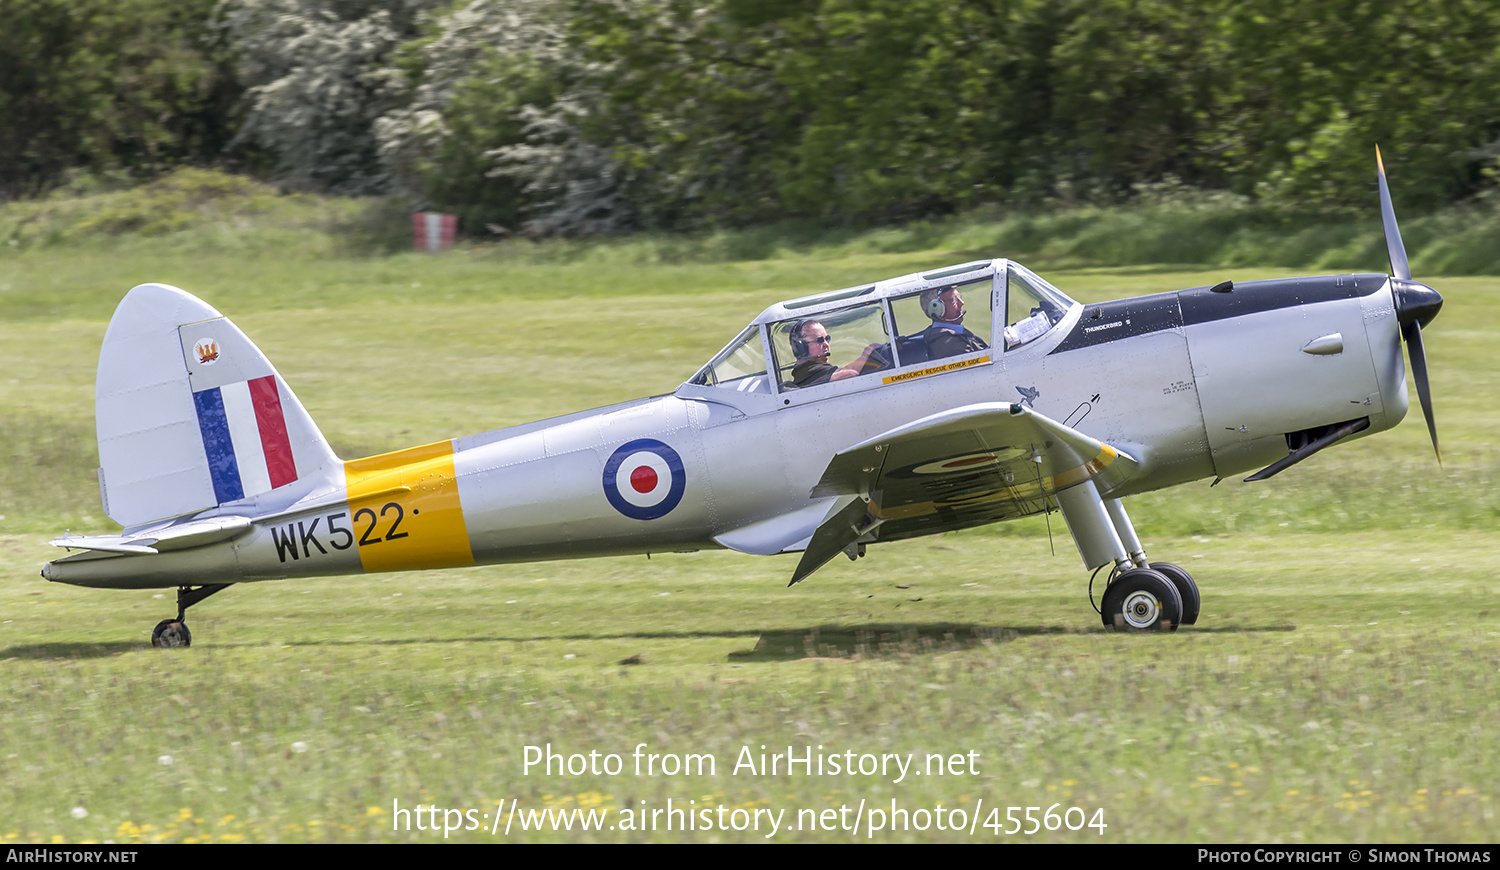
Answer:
(42, 153, 1442, 645)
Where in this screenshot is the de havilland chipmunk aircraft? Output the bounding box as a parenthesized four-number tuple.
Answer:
(42, 153, 1443, 645)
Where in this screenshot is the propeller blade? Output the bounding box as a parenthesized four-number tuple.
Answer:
(1376, 145, 1411, 281)
(1401, 319, 1442, 465)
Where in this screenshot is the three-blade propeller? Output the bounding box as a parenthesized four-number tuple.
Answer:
(1377, 146, 1443, 465)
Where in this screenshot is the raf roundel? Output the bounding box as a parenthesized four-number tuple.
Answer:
(889, 447, 1029, 478)
(603, 439, 686, 520)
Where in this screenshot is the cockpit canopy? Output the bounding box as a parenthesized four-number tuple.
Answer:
(687, 259, 1076, 395)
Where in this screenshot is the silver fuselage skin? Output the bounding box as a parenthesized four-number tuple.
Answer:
(43, 269, 1407, 590)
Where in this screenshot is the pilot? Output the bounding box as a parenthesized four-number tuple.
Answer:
(787, 320, 884, 388)
(919, 287, 989, 359)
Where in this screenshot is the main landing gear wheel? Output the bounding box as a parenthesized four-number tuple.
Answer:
(1149, 562, 1200, 626)
(151, 619, 192, 648)
(1101, 568, 1183, 632)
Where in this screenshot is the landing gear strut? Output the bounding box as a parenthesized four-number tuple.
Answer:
(1054, 481, 1201, 631)
(150, 584, 231, 648)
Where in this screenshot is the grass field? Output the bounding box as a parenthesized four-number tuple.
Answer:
(1, 201, 1496, 842)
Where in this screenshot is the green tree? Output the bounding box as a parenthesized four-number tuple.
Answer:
(219, 0, 443, 194)
(375, 0, 572, 232)
(0, 0, 235, 197)
(771, 0, 1066, 218)
(1203, 0, 1500, 208)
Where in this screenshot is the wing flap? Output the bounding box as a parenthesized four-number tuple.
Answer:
(790, 496, 881, 585)
(713, 498, 838, 556)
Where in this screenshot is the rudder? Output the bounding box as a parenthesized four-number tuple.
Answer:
(96, 283, 340, 527)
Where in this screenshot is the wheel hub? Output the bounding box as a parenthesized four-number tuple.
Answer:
(1120, 591, 1161, 629)
(151, 620, 191, 648)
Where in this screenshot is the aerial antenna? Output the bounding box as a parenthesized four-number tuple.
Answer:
(1043, 494, 1056, 556)
(1031, 446, 1055, 556)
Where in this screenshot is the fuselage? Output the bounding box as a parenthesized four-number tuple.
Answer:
(43, 266, 1407, 590)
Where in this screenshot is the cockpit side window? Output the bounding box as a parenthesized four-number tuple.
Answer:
(771, 301, 892, 390)
(689, 326, 772, 393)
(1004, 264, 1070, 350)
(889, 278, 994, 367)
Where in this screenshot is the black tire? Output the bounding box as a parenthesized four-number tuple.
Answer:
(1101, 568, 1183, 632)
(151, 619, 192, 648)
(1149, 562, 1200, 626)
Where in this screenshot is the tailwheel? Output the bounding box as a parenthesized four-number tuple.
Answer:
(1101, 568, 1183, 632)
(148, 584, 231, 648)
(1149, 562, 1200, 626)
(151, 619, 192, 648)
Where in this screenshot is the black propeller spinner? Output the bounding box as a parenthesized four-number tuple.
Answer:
(1377, 146, 1443, 465)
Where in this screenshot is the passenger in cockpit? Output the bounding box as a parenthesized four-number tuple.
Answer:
(919, 287, 989, 359)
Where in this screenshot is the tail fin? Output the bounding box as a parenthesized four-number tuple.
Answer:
(95, 283, 340, 527)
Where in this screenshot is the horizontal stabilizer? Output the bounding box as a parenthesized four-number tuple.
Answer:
(48, 536, 157, 555)
(52, 515, 253, 555)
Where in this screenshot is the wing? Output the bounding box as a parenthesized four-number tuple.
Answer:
(791, 402, 1137, 584)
